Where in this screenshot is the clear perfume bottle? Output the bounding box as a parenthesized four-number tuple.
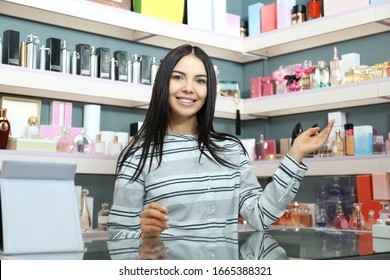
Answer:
(333, 201, 349, 230)
(330, 46, 342, 86)
(332, 129, 345, 156)
(372, 135, 385, 154)
(93, 133, 106, 155)
(315, 60, 330, 88)
(56, 126, 74, 153)
(80, 188, 91, 232)
(301, 60, 313, 90)
(365, 210, 376, 231)
(378, 202, 390, 224)
(108, 135, 122, 156)
(26, 116, 40, 139)
(316, 207, 330, 228)
(97, 203, 110, 231)
(349, 203, 366, 230)
(74, 127, 93, 153)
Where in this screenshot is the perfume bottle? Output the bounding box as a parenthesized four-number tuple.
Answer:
(301, 60, 313, 90)
(315, 60, 330, 88)
(365, 210, 376, 231)
(74, 127, 93, 153)
(316, 207, 330, 228)
(318, 140, 332, 157)
(378, 202, 390, 224)
(56, 126, 74, 153)
(108, 135, 122, 156)
(255, 134, 266, 160)
(97, 203, 110, 231)
(291, 122, 303, 145)
(372, 135, 385, 154)
(330, 47, 342, 86)
(26, 116, 40, 139)
(386, 132, 390, 154)
(349, 203, 366, 230)
(132, 53, 142, 84)
(332, 129, 345, 156)
(80, 188, 91, 232)
(0, 108, 11, 149)
(289, 201, 301, 227)
(333, 201, 349, 230)
(150, 56, 159, 85)
(307, 0, 321, 20)
(93, 133, 106, 155)
(300, 207, 313, 227)
(344, 123, 354, 156)
(26, 34, 39, 69)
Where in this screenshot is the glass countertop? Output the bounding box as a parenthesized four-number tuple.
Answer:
(2, 228, 389, 260)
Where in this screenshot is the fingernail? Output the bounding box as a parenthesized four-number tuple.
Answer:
(164, 215, 169, 221)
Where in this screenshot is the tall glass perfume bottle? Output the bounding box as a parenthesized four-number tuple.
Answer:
(56, 126, 74, 153)
(332, 129, 345, 156)
(74, 127, 93, 153)
(97, 203, 110, 231)
(365, 210, 376, 231)
(349, 203, 366, 230)
(344, 123, 354, 156)
(0, 108, 11, 149)
(315, 60, 330, 88)
(108, 135, 122, 156)
(255, 134, 266, 160)
(330, 46, 342, 86)
(80, 188, 91, 232)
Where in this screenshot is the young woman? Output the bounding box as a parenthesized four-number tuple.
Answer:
(108, 44, 334, 239)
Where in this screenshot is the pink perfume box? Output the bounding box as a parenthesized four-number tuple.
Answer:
(324, 0, 370, 16)
(261, 77, 275, 96)
(40, 125, 80, 140)
(260, 3, 277, 33)
(372, 173, 390, 200)
(51, 101, 73, 127)
(250, 77, 262, 98)
(225, 13, 241, 37)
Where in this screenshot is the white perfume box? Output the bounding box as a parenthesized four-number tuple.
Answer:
(277, 0, 296, 29)
(186, 0, 213, 31)
(372, 224, 390, 239)
(0, 160, 83, 254)
(212, 0, 227, 34)
(372, 173, 390, 200)
(328, 111, 346, 127)
(225, 13, 241, 37)
(324, 0, 370, 16)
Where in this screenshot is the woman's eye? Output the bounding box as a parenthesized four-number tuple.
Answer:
(171, 74, 183, 80)
(196, 78, 207, 84)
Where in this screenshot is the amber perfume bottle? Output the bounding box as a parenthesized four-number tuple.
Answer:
(349, 203, 366, 230)
(307, 0, 321, 20)
(80, 188, 91, 232)
(0, 108, 11, 149)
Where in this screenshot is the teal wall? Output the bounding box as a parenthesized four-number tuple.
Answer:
(1, 1, 389, 225)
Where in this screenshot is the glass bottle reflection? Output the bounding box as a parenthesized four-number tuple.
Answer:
(333, 201, 349, 230)
(365, 210, 376, 231)
(316, 207, 330, 228)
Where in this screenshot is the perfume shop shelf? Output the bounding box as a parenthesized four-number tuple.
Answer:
(1, 150, 389, 177)
(0, 150, 117, 175)
(1, 0, 389, 63)
(251, 154, 390, 178)
(1, 64, 389, 120)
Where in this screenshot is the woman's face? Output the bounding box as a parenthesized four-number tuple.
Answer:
(168, 53, 208, 123)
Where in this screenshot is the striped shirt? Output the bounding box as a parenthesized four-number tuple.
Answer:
(108, 134, 307, 239)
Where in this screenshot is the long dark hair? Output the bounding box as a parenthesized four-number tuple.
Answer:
(116, 44, 246, 181)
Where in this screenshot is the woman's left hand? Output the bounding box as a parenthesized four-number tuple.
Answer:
(288, 119, 335, 163)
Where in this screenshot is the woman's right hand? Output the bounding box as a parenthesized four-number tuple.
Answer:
(140, 202, 169, 238)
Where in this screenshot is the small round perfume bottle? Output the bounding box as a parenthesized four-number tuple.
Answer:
(56, 126, 74, 153)
(74, 127, 93, 153)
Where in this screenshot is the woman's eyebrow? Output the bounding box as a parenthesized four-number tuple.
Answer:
(172, 70, 207, 78)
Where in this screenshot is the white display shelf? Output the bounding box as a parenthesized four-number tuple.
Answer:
(0, 150, 117, 175)
(251, 154, 390, 178)
(1, 150, 389, 177)
(0, 64, 389, 119)
(1, 0, 389, 63)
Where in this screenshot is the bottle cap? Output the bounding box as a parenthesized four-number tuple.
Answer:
(344, 123, 354, 130)
(292, 4, 306, 14)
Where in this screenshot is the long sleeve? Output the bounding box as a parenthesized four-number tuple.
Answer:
(239, 153, 308, 230)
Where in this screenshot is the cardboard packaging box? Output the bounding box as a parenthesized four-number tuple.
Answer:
(133, 0, 185, 23)
(260, 3, 277, 33)
(7, 137, 56, 152)
(372, 173, 390, 200)
(248, 2, 264, 36)
(324, 0, 370, 16)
